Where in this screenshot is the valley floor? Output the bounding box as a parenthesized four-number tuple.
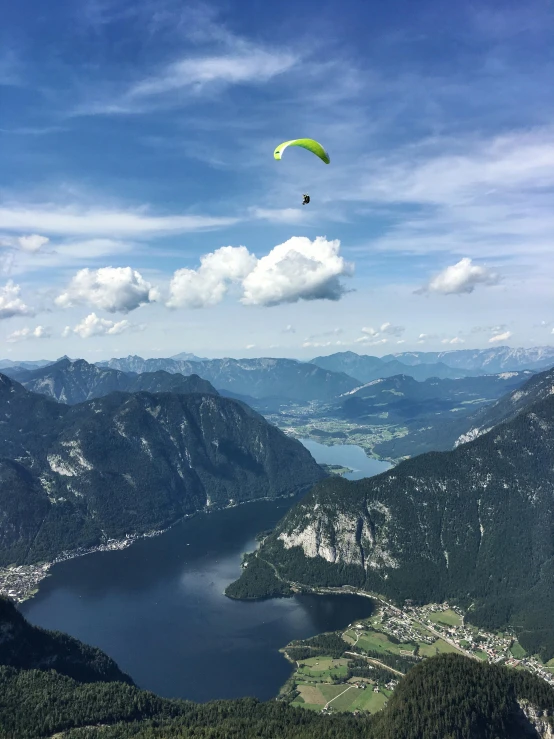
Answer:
(278, 595, 554, 715)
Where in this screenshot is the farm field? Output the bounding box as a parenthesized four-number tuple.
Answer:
(346, 628, 417, 656)
(296, 657, 350, 682)
(292, 682, 388, 713)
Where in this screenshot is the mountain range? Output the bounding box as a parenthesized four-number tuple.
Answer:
(0, 373, 324, 566)
(337, 371, 532, 422)
(382, 346, 554, 373)
(97, 355, 360, 401)
(3, 357, 217, 405)
(311, 351, 477, 382)
(375, 366, 554, 460)
(236, 384, 554, 660)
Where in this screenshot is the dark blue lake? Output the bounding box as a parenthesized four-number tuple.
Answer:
(22, 442, 388, 702)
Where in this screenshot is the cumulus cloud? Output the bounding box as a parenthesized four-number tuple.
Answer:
(282, 324, 296, 333)
(7, 325, 50, 342)
(242, 237, 353, 307)
(420, 258, 500, 295)
(65, 312, 132, 339)
(380, 322, 405, 337)
(489, 330, 512, 343)
(0, 280, 33, 319)
(168, 237, 353, 310)
(56, 266, 159, 313)
(361, 322, 404, 339)
(361, 326, 379, 337)
(17, 234, 50, 253)
(416, 257, 500, 295)
(441, 337, 466, 345)
(167, 246, 256, 309)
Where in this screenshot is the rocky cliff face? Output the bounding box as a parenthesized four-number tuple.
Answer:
(0, 374, 324, 565)
(259, 394, 554, 656)
(519, 701, 554, 738)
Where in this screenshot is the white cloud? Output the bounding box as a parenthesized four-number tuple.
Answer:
(379, 322, 405, 337)
(245, 343, 256, 349)
(355, 337, 388, 346)
(282, 324, 296, 333)
(441, 337, 466, 345)
(17, 234, 50, 253)
(167, 246, 256, 309)
(0, 281, 33, 319)
(421, 258, 500, 295)
(56, 267, 159, 313)
(241, 236, 353, 307)
(361, 322, 404, 339)
(0, 205, 238, 237)
(167, 237, 353, 310)
(129, 49, 297, 99)
(7, 325, 50, 342)
(68, 312, 132, 339)
(489, 330, 512, 343)
(361, 326, 379, 337)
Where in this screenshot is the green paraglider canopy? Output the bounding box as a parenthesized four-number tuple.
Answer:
(273, 138, 330, 164)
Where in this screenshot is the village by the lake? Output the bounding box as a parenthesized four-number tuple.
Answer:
(279, 599, 554, 715)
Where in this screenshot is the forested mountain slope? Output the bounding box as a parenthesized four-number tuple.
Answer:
(0, 374, 324, 566)
(0, 596, 133, 685)
(248, 394, 554, 659)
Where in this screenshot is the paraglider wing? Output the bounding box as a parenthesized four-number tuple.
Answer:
(273, 138, 330, 164)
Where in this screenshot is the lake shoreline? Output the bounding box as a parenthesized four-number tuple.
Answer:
(0, 487, 310, 605)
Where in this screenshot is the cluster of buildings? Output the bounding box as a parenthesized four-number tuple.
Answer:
(376, 601, 553, 686)
(0, 532, 159, 604)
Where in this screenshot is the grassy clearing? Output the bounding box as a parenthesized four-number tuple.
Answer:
(296, 657, 349, 682)
(353, 630, 416, 656)
(428, 609, 462, 627)
(510, 641, 526, 659)
(418, 639, 462, 658)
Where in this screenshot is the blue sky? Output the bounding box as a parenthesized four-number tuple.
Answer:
(1, 0, 553, 360)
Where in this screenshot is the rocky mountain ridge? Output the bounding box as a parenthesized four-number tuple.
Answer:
(2, 357, 217, 405)
(0, 373, 324, 566)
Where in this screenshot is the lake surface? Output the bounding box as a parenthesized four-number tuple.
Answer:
(299, 438, 391, 480)
(22, 441, 388, 703)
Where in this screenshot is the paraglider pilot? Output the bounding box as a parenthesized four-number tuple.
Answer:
(302, 194, 310, 205)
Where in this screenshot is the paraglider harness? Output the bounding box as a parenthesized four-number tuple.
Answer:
(302, 194, 310, 205)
